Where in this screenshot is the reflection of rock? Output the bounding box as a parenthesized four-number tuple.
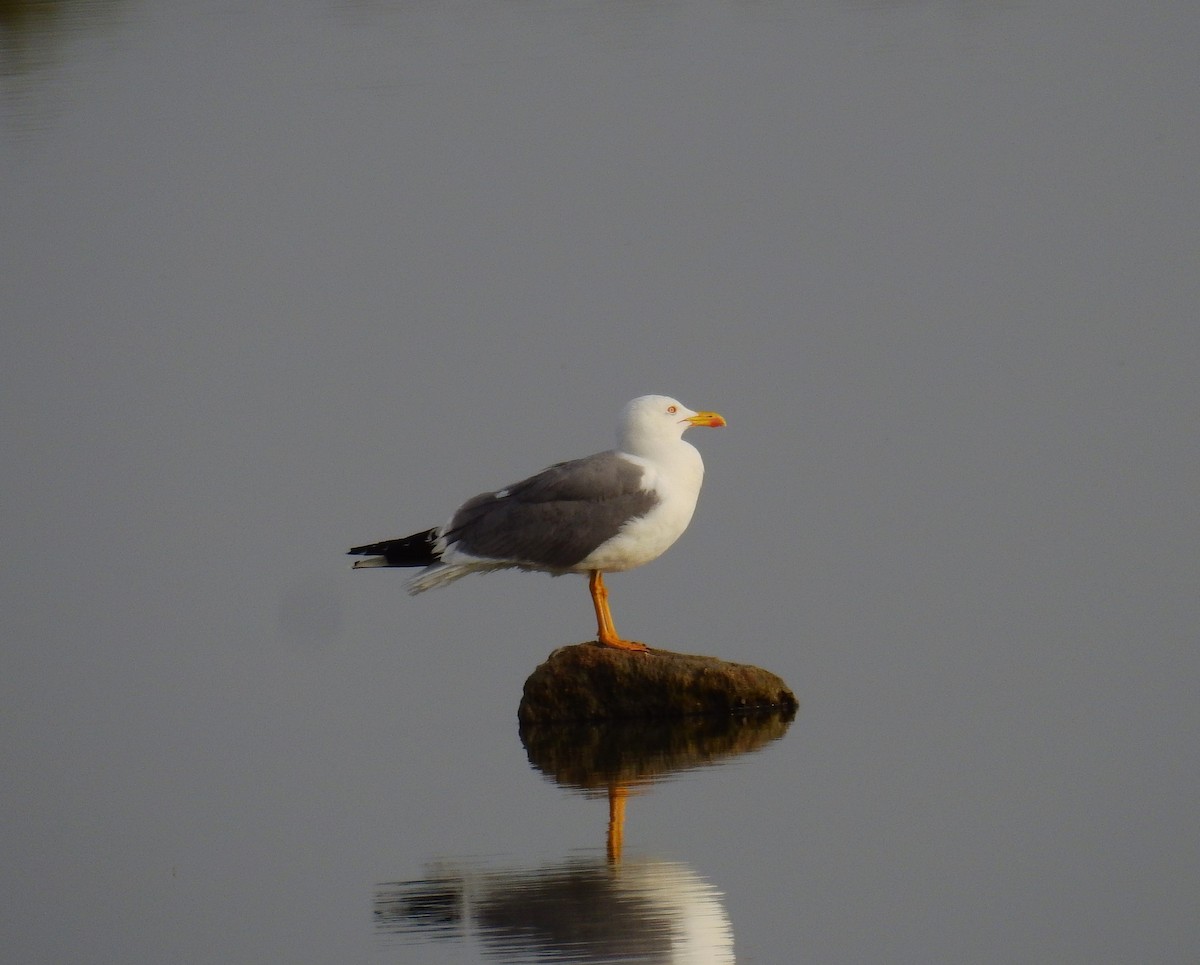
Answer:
(375, 854, 734, 964)
(521, 711, 795, 791)
(521, 708, 794, 863)
(519, 642, 798, 723)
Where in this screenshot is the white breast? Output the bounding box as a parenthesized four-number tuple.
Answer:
(574, 445, 705, 573)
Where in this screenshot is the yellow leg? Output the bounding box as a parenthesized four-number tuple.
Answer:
(589, 570, 615, 639)
(588, 570, 648, 652)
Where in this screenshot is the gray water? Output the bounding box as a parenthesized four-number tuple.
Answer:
(4, 1, 1198, 962)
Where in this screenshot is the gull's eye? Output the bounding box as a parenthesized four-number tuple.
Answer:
(667, 405, 677, 414)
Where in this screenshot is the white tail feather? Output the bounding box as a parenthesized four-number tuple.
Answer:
(407, 560, 516, 595)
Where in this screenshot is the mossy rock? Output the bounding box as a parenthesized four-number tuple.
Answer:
(518, 642, 798, 723)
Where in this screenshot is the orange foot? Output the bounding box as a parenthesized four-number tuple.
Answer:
(597, 630, 649, 653)
(589, 570, 649, 652)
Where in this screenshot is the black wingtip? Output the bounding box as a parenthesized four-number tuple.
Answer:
(347, 528, 440, 566)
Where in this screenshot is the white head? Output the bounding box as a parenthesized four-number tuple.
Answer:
(618, 395, 726, 456)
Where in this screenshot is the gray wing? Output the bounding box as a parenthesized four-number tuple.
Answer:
(444, 451, 658, 568)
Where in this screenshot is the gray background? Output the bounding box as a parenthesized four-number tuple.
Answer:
(3, 0, 1197, 962)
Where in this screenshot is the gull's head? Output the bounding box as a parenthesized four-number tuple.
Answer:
(619, 395, 727, 454)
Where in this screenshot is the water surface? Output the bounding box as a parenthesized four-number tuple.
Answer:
(3, 1, 1198, 962)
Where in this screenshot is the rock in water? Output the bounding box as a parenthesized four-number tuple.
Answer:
(518, 642, 798, 723)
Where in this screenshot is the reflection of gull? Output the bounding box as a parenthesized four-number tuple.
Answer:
(375, 853, 734, 964)
(376, 706, 793, 960)
(612, 857, 736, 964)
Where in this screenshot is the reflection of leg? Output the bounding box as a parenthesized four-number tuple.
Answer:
(607, 783, 628, 865)
(588, 571, 648, 652)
